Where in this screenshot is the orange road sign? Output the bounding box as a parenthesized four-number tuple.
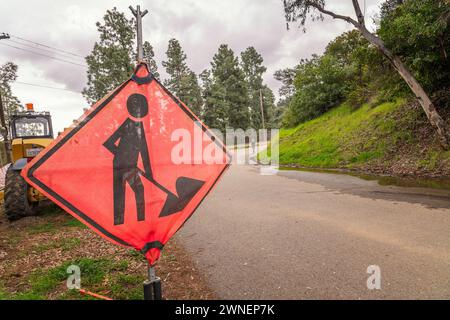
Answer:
(22, 63, 231, 265)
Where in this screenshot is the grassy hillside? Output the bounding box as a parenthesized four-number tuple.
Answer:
(275, 99, 450, 177)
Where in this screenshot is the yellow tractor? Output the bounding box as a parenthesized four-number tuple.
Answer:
(3, 103, 54, 220)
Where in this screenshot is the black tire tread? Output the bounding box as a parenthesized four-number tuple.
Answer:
(4, 168, 31, 221)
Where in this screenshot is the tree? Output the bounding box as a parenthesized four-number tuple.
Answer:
(0, 62, 22, 163)
(210, 44, 250, 131)
(162, 39, 189, 95)
(325, 30, 370, 72)
(283, 0, 450, 148)
(179, 71, 203, 116)
(283, 54, 348, 126)
(162, 39, 203, 116)
(378, 0, 450, 94)
(324, 30, 385, 106)
(143, 41, 160, 79)
(83, 8, 134, 104)
(241, 47, 274, 129)
(273, 66, 299, 126)
(0, 63, 21, 120)
(200, 69, 227, 130)
(274, 67, 297, 101)
(380, 0, 404, 20)
(83, 7, 159, 104)
(260, 85, 277, 128)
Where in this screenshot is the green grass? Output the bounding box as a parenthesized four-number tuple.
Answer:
(62, 218, 87, 229)
(6, 258, 137, 300)
(32, 238, 81, 253)
(109, 274, 144, 300)
(0, 282, 8, 300)
(26, 212, 86, 234)
(270, 99, 411, 168)
(265, 98, 450, 175)
(274, 100, 403, 168)
(27, 222, 57, 234)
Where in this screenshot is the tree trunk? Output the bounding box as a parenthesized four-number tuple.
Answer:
(356, 25, 450, 149)
(0, 88, 12, 163)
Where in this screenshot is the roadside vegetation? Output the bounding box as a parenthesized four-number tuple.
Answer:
(0, 205, 214, 300)
(277, 99, 450, 177)
(273, 0, 450, 176)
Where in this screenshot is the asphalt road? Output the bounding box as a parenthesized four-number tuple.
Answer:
(177, 164, 450, 299)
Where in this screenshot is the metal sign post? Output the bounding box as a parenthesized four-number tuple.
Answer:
(129, 5, 161, 300)
(143, 263, 162, 300)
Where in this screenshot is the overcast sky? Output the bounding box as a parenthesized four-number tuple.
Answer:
(0, 0, 383, 133)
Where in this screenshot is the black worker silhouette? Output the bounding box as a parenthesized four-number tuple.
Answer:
(103, 93, 205, 225)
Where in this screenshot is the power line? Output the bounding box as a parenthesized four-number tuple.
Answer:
(10, 34, 84, 58)
(13, 81, 82, 94)
(6, 39, 85, 62)
(0, 42, 87, 68)
(1, 35, 113, 98)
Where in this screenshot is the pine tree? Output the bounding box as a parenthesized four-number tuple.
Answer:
(210, 44, 250, 131)
(83, 7, 159, 104)
(200, 69, 227, 131)
(162, 39, 188, 95)
(179, 71, 203, 116)
(143, 41, 159, 79)
(162, 38, 202, 116)
(241, 47, 271, 129)
(241, 47, 277, 129)
(83, 8, 135, 104)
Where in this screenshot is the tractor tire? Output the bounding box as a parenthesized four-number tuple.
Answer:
(4, 167, 38, 221)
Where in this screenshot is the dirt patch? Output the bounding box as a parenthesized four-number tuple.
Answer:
(0, 205, 215, 300)
(354, 100, 450, 178)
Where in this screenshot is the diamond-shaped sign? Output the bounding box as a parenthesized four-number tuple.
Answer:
(22, 63, 231, 265)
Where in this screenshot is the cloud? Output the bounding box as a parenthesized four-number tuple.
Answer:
(0, 0, 383, 133)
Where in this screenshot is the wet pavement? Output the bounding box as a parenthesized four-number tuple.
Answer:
(177, 164, 450, 299)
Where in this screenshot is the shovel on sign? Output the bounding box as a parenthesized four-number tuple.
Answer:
(140, 171, 205, 217)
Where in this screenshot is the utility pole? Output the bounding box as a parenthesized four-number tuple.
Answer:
(259, 88, 266, 129)
(0, 32, 12, 163)
(129, 6, 148, 63)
